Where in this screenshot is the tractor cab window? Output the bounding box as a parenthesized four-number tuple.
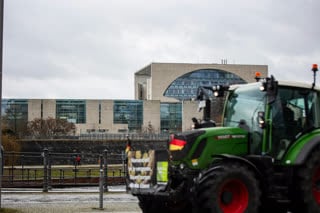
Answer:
(271, 87, 319, 159)
(224, 83, 265, 130)
(224, 83, 265, 153)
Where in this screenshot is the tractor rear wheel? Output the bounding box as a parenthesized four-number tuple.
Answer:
(195, 162, 261, 213)
(294, 147, 320, 212)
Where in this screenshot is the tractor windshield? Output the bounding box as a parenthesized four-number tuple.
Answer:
(224, 83, 265, 134)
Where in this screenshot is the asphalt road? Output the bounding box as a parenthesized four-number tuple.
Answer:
(1, 187, 142, 213)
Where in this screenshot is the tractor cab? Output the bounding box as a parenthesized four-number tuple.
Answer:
(268, 84, 320, 160)
(223, 71, 320, 160)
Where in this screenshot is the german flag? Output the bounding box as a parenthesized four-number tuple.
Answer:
(125, 136, 131, 154)
(169, 138, 186, 151)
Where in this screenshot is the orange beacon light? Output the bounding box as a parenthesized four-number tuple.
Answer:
(255, 72, 262, 82)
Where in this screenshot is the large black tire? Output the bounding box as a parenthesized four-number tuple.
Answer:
(138, 196, 164, 213)
(259, 200, 289, 213)
(195, 162, 261, 213)
(167, 199, 194, 213)
(138, 196, 192, 213)
(294, 147, 320, 213)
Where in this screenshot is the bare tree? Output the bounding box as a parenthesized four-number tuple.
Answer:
(27, 117, 76, 139)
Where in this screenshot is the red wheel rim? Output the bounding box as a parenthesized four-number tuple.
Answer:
(219, 179, 249, 213)
(313, 166, 320, 205)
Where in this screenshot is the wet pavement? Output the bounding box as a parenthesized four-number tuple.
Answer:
(1, 187, 293, 213)
(1, 187, 142, 213)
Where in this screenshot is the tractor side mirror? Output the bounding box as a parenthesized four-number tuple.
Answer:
(198, 100, 206, 112)
(260, 75, 278, 104)
(258, 111, 266, 129)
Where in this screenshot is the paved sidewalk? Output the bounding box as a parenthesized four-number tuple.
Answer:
(1, 187, 142, 213)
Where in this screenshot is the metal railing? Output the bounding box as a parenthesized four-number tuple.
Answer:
(22, 133, 171, 140)
(2, 149, 127, 191)
(79, 133, 170, 141)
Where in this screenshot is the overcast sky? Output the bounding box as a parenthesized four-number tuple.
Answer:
(3, 0, 320, 99)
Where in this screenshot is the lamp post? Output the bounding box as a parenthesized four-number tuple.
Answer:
(0, 0, 4, 209)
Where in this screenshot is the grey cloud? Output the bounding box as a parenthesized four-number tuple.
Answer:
(3, 0, 320, 98)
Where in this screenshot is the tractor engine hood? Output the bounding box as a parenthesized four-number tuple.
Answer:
(169, 127, 249, 169)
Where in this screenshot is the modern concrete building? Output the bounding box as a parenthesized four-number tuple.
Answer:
(2, 99, 200, 135)
(135, 62, 268, 102)
(2, 62, 268, 135)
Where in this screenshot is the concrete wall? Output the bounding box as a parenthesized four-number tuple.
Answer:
(85, 100, 99, 129)
(28, 99, 41, 121)
(143, 100, 160, 132)
(182, 100, 202, 131)
(43, 99, 56, 118)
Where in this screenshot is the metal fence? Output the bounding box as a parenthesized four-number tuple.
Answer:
(2, 149, 127, 191)
(23, 133, 171, 141)
(79, 133, 170, 141)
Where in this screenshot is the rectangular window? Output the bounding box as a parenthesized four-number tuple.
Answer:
(113, 100, 143, 131)
(160, 102, 182, 132)
(56, 100, 86, 124)
(2, 99, 28, 134)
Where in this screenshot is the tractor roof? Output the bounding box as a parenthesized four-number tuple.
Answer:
(278, 81, 320, 91)
(229, 80, 320, 92)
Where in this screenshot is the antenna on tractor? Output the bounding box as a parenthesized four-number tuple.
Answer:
(312, 64, 318, 89)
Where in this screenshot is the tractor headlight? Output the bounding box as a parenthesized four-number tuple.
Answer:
(198, 172, 203, 180)
(179, 163, 185, 170)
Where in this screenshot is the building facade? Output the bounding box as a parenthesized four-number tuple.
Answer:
(2, 62, 268, 136)
(2, 98, 201, 135)
(135, 63, 268, 102)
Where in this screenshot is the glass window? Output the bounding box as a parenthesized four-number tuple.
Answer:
(272, 87, 319, 142)
(56, 100, 86, 123)
(113, 100, 143, 131)
(224, 83, 265, 132)
(160, 103, 182, 133)
(224, 84, 265, 154)
(2, 99, 28, 117)
(269, 87, 320, 159)
(2, 99, 28, 135)
(164, 69, 246, 101)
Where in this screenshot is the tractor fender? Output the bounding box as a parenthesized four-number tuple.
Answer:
(197, 154, 263, 186)
(295, 136, 320, 165)
(213, 154, 263, 179)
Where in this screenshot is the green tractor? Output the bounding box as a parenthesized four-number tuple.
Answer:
(127, 64, 320, 213)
